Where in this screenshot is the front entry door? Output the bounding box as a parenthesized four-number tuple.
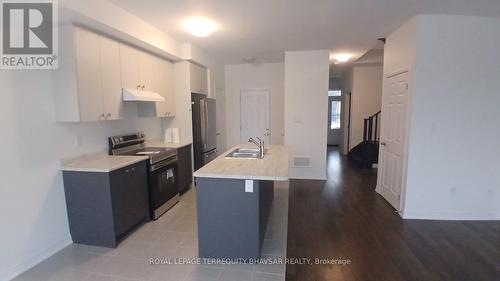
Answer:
(377, 71, 409, 211)
(327, 94, 343, 146)
(240, 90, 270, 144)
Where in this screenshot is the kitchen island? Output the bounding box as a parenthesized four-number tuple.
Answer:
(193, 144, 289, 259)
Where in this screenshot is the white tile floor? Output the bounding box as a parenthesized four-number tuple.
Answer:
(13, 182, 289, 281)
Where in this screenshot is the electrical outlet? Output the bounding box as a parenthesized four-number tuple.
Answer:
(245, 180, 253, 193)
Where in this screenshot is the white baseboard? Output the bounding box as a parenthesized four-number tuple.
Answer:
(402, 211, 500, 221)
(1, 237, 72, 281)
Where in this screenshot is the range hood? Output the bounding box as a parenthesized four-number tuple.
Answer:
(122, 88, 165, 102)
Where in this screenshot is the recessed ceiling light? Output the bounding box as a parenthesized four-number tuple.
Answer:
(331, 53, 353, 63)
(181, 16, 219, 37)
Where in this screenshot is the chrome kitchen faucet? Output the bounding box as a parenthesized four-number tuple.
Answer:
(248, 137, 265, 159)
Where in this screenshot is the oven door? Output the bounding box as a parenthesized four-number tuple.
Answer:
(149, 157, 179, 219)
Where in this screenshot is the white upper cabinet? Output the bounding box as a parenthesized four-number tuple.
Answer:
(100, 36, 123, 121)
(137, 54, 176, 118)
(53, 25, 177, 122)
(189, 63, 208, 95)
(73, 27, 104, 121)
(119, 44, 141, 91)
(120, 44, 156, 92)
(153, 56, 176, 117)
(139, 52, 154, 91)
(53, 26, 123, 122)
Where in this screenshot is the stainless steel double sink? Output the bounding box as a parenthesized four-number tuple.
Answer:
(225, 148, 268, 159)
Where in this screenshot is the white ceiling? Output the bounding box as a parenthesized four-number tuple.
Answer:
(110, 0, 500, 64)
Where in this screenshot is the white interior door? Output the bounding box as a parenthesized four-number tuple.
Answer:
(377, 71, 409, 211)
(240, 90, 270, 144)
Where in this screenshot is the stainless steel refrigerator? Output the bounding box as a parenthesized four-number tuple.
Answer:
(192, 93, 217, 170)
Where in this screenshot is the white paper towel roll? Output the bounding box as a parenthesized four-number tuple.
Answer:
(164, 128, 173, 143)
(172, 128, 180, 143)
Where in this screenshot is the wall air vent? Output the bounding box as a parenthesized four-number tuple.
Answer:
(293, 156, 311, 167)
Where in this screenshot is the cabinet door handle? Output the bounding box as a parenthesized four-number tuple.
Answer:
(106, 113, 111, 119)
(99, 113, 105, 120)
(125, 169, 130, 173)
(136, 85, 141, 90)
(141, 85, 145, 90)
(131, 167, 135, 172)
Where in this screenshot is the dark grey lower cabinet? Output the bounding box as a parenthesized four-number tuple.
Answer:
(177, 145, 193, 194)
(62, 161, 149, 248)
(196, 178, 274, 259)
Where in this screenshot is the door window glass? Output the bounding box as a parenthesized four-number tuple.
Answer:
(330, 101, 341, 129)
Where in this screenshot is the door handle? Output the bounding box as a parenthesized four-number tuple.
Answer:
(205, 149, 217, 157)
(204, 100, 209, 144)
(380, 142, 386, 146)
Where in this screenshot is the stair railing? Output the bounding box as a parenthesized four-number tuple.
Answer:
(363, 111, 381, 143)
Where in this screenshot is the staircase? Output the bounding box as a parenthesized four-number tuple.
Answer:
(349, 111, 381, 168)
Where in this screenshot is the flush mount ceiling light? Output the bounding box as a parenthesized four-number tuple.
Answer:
(181, 16, 219, 37)
(331, 53, 353, 63)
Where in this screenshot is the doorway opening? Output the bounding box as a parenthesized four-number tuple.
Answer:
(327, 90, 343, 147)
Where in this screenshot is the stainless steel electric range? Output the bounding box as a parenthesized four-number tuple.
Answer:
(109, 133, 179, 220)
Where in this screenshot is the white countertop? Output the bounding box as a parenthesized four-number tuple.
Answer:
(60, 153, 149, 173)
(193, 144, 289, 181)
(146, 140, 192, 149)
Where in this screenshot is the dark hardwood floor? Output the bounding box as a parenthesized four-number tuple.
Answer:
(286, 147, 500, 281)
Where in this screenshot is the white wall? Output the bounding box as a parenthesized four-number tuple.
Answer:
(224, 63, 285, 147)
(349, 65, 383, 150)
(402, 15, 500, 220)
(0, 71, 163, 281)
(284, 51, 329, 180)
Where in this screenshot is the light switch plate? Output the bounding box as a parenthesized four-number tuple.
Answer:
(245, 180, 253, 193)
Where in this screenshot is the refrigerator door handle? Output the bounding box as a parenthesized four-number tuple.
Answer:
(200, 100, 207, 150)
(204, 100, 209, 149)
(205, 148, 217, 157)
